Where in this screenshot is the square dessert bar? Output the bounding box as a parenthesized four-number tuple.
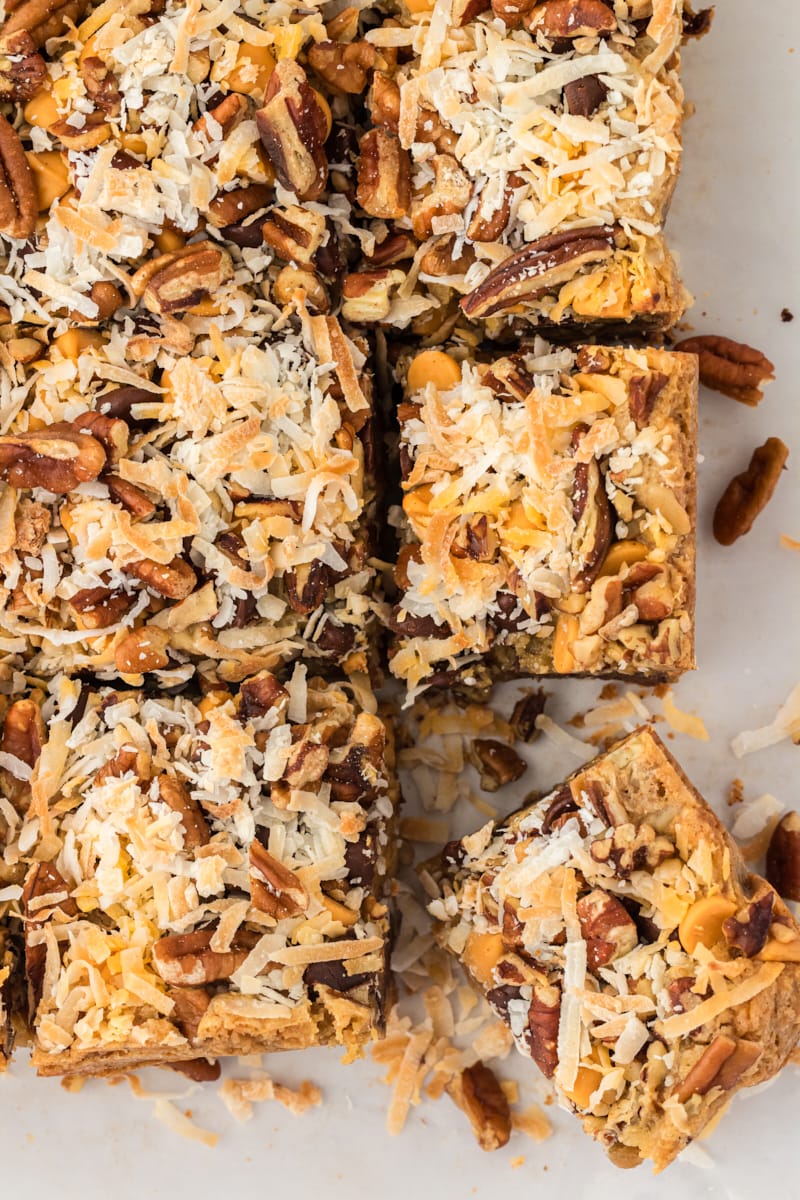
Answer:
(0, 924, 16, 1069)
(0, 310, 381, 683)
(390, 340, 697, 699)
(425, 727, 800, 1171)
(348, 0, 688, 335)
(3, 670, 397, 1076)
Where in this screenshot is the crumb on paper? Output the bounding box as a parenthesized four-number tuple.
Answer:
(153, 1099, 219, 1148)
(781, 308, 794, 322)
(512, 1104, 553, 1143)
(728, 779, 744, 806)
(218, 1075, 322, 1122)
(510, 1156, 526, 1169)
(780, 534, 800, 552)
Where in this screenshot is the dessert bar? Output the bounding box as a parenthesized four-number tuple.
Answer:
(424, 727, 800, 1170)
(4, 670, 397, 1075)
(390, 340, 697, 699)
(346, 0, 688, 336)
(0, 309, 380, 683)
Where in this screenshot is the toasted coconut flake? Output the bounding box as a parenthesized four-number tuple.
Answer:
(386, 1025, 434, 1135)
(535, 715, 593, 761)
(511, 1104, 553, 1143)
(731, 683, 800, 758)
(661, 689, 710, 741)
(658, 963, 785, 1039)
(153, 1099, 219, 1148)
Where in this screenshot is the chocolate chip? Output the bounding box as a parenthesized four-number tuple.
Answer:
(303, 958, 372, 993)
(344, 825, 377, 887)
(781, 307, 794, 323)
(486, 983, 522, 1019)
(315, 619, 356, 656)
(563, 75, 608, 118)
(96, 385, 154, 428)
(220, 216, 265, 248)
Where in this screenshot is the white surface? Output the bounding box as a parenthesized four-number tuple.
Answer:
(2, 4, 800, 1196)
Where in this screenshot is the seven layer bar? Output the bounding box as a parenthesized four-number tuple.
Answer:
(1, 669, 398, 1075)
(389, 340, 697, 699)
(347, 0, 688, 336)
(424, 727, 800, 1171)
(0, 309, 381, 683)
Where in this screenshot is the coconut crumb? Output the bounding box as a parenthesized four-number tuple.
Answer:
(512, 1104, 553, 1143)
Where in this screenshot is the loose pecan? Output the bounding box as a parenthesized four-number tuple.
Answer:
(12, 499, 50, 554)
(249, 841, 309, 918)
(576, 889, 638, 970)
(156, 774, 210, 849)
(282, 738, 330, 788)
(723, 892, 774, 958)
(0, 31, 46, 100)
(134, 242, 234, 316)
(411, 154, 472, 240)
(67, 280, 124, 325)
(207, 182, 272, 230)
(104, 474, 156, 519)
(80, 54, 121, 115)
(93, 747, 141, 786)
(447, 1062, 511, 1152)
(356, 128, 411, 219)
(420, 234, 475, 277)
(114, 625, 170, 674)
(152, 929, 251, 987)
(256, 60, 328, 201)
(307, 40, 376, 95)
(509, 689, 547, 742)
(527, 0, 616, 38)
(69, 585, 134, 629)
(72, 410, 129, 463)
(461, 226, 615, 319)
(674, 335, 775, 406)
(713, 437, 789, 546)
(0, 112, 37, 240)
(96, 385, 155, 427)
(766, 812, 800, 902)
(490, 0, 537, 28)
(123, 556, 197, 600)
(469, 739, 527, 792)
(452, 0, 492, 22)
(0, 425, 106, 493)
(170, 1057, 220, 1083)
(366, 231, 417, 268)
(481, 355, 534, 402)
(682, 5, 715, 40)
(261, 204, 327, 266)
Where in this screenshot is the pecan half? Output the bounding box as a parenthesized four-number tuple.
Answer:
(0, 425, 106, 493)
(674, 335, 775, 407)
(576, 888, 638, 970)
(80, 54, 121, 115)
(723, 892, 774, 958)
(0, 31, 46, 100)
(713, 437, 789, 546)
(307, 40, 376, 95)
(122, 556, 197, 600)
(256, 60, 328, 201)
(207, 182, 272, 230)
(357, 128, 411, 219)
(0, 112, 37, 240)
(156, 774, 210, 849)
(447, 1062, 511, 1152)
(135, 242, 234, 316)
(21, 861, 78, 918)
(152, 929, 251, 987)
(570, 451, 612, 593)
(527, 0, 616, 38)
(766, 812, 800, 902)
(249, 841, 309, 918)
(510, 689, 547, 742)
(69, 585, 134, 629)
(114, 625, 170, 674)
(238, 672, 288, 719)
(469, 739, 527, 792)
(461, 226, 615, 320)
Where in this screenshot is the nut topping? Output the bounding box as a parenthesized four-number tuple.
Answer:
(713, 437, 789, 546)
(446, 1062, 512, 1152)
(766, 812, 800, 902)
(722, 892, 774, 958)
(207, 182, 272, 230)
(122, 556, 197, 600)
(0, 31, 46, 100)
(152, 929, 252, 987)
(114, 625, 170, 675)
(156, 775, 210, 850)
(570, 451, 612, 593)
(410, 154, 472, 240)
(576, 888, 638, 969)
(527, 0, 616, 37)
(72, 411, 129, 464)
(1, 0, 85, 47)
(674, 335, 775, 407)
(307, 40, 376, 94)
(526, 978, 561, 1078)
(1, 697, 44, 808)
(135, 242, 234, 316)
(469, 739, 527, 792)
(0, 112, 38, 240)
(256, 60, 329, 201)
(261, 204, 327, 266)
(0, 425, 107, 493)
(249, 841, 309, 918)
(80, 55, 121, 115)
(461, 226, 615, 320)
(69, 586, 134, 629)
(357, 128, 411, 219)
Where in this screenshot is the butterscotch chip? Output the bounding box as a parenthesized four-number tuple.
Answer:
(425, 727, 800, 1171)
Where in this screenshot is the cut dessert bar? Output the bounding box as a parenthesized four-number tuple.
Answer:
(4, 670, 397, 1075)
(390, 340, 697, 699)
(0, 309, 381, 683)
(0, 924, 16, 1068)
(347, 0, 689, 335)
(425, 727, 800, 1171)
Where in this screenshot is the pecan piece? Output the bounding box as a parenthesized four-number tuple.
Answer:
(170, 1057, 220, 1083)
(104, 474, 156, 519)
(166, 985, 212, 1041)
(527, 979, 561, 1078)
(510, 689, 547, 742)
(261, 204, 327, 266)
(682, 4, 714, 39)
(282, 738, 330, 789)
(21, 861, 78, 918)
(0, 424, 106, 493)
(72, 410, 129, 463)
(713, 437, 789, 546)
(461, 226, 615, 320)
(341, 267, 404, 322)
(69, 585, 134, 629)
(766, 812, 800, 902)
(2, 0, 85, 46)
(272, 265, 329, 313)
(207, 182, 272, 229)
(447, 1062, 511, 1152)
(0, 31, 46, 100)
(249, 841, 309, 918)
(122, 556, 196, 600)
(527, 0, 617, 38)
(12, 499, 50, 554)
(256, 60, 328, 201)
(723, 892, 774, 958)
(1, 697, 44, 808)
(576, 889, 638, 970)
(135, 242, 234, 316)
(627, 371, 668, 429)
(114, 625, 170, 674)
(284, 559, 329, 613)
(469, 739, 527, 792)
(452, 0, 492, 22)
(307, 40, 376, 95)
(0, 112, 37, 240)
(80, 54, 121, 115)
(152, 929, 251, 987)
(238, 672, 288, 719)
(570, 453, 612, 593)
(48, 111, 110, 152)
(411, 154, 472, 240)
(156, 775, 210, 849)
(491, 0, 537, 28)
(194, 92, 248, 145)
(674, 335, 775, 406)
(356, 128, 411, 219)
